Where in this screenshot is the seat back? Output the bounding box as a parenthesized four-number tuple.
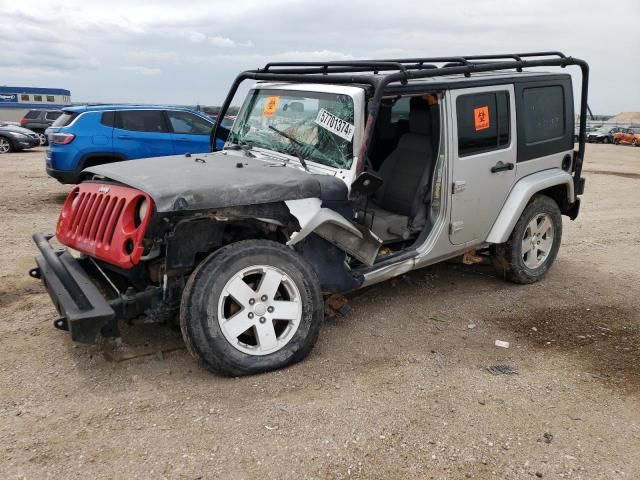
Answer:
(374, 98, 434, 219)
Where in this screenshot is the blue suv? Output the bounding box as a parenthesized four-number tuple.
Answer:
(45, 105, 228, 184)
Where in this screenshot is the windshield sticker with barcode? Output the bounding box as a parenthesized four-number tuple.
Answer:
(314, 109, 355, 142)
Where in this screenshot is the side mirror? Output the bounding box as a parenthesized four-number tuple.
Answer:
(350, 171, 383, 197)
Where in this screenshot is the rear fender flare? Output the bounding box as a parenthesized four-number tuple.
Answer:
(486, 169, 575, 244)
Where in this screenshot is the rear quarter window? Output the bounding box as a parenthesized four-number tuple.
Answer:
(52, 112, 79, 127)
(45, 111, 62, 121)
(24, 110, 41, 119)
(101, 111, 116, 127)
(522, 86, 564, 143)
(515, 78, 574, 162)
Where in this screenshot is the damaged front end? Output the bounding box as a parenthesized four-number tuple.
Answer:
(32, 175, 371, 343)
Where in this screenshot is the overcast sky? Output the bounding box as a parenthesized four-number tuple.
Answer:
(1, 0, 638, 114)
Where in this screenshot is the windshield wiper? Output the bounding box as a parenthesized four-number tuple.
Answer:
(268, 125, 310, 172)
(224, 141, 255, 157)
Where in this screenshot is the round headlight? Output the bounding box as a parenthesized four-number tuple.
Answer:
(136, 198, 149, 225)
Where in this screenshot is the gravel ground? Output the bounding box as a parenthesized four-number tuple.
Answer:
(0, 144, 639, 479)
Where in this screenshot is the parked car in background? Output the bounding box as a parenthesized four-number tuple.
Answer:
(574, 125, 600, 142)
(0, 123, 40, 154)
(45, 105, 228, 184)
(612, 128, 640, 146)
(587, 126, 623, 144)
(20, 109, 63, 146)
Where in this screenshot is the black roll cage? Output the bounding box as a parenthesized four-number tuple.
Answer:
(212, 51, 589, 195)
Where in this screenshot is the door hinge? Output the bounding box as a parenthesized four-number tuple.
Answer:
(452, 180, 466, 194)
(450, 221, 464, 234)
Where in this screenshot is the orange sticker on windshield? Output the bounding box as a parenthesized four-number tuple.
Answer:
(263, 96, 280, 117)
(474, 106, 490, 131)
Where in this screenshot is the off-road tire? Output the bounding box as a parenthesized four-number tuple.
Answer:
(180, 240, 324, 376)
(491, 195, 562, 284)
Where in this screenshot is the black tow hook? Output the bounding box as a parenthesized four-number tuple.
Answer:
(54, 317, 69, 331)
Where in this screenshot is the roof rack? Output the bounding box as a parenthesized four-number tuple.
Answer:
(212, 51, 589, 193)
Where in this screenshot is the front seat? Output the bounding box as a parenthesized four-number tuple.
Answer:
(368, 97, 434, 243)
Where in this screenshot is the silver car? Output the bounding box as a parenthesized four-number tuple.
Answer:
(32, 52, 589, 375)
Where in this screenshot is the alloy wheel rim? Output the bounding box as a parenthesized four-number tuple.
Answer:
(217, 265, 303, 356)
(521, 213, 554, 269)
(37, 133, 47, 145)
(0, 138, 9, 153)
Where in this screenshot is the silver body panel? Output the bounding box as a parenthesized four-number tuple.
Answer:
(360, 84, 576, 288)
(216, 82, 577, 289)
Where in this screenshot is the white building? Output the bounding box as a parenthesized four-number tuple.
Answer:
(0, 86, 71, 122)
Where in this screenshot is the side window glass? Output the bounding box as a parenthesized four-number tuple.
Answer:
(390, 97, 411, 123)
(46, 111, 62, 121)
(522, 86, 564, 144)
(101, 111, 116, 127)
(167, 111, 212, 135)
(456, 91, 510, 157)
(117, 110, 167, 133)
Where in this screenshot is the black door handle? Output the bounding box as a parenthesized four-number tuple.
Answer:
(491, 161, 514, 173)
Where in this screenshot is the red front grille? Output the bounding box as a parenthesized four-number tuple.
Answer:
(56, 183, 154, 269)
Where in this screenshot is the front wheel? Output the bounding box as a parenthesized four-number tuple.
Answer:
(633, 139, 638, 147)
(180, 240, 324, 376)
(603, 137, 610, 144)
(491, 195, 562, 284)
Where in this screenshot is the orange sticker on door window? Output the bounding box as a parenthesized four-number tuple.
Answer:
(263, 96, 280, 117)
(474, 106, 490, 131)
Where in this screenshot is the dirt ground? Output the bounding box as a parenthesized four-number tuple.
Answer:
(0, 144, 639, 479)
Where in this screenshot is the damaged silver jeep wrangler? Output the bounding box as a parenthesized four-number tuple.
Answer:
(32, 52, 590, 375)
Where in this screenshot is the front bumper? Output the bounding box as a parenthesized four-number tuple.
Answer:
(15, 137, 39, 149)
(31, 233, 115, 343)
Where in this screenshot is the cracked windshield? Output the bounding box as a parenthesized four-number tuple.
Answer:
(227, 89, 355, 169)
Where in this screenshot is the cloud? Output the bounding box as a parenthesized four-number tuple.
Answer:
(209, 36, 236, 47)
(120, 66, 162, 76)
(0, 0, 637, 113)
(188, 31, 207, 43)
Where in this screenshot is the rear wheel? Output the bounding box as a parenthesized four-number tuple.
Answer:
(491, 195, 562, 284)
(633, 138, 638, 147)
(603, 137, 610, 144)
(35, 131, 47, 146)
(0, 137, 12, 154)
(180, 240, 324, 376)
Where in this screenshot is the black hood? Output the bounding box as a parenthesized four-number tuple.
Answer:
(85, 152, 348, 213)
